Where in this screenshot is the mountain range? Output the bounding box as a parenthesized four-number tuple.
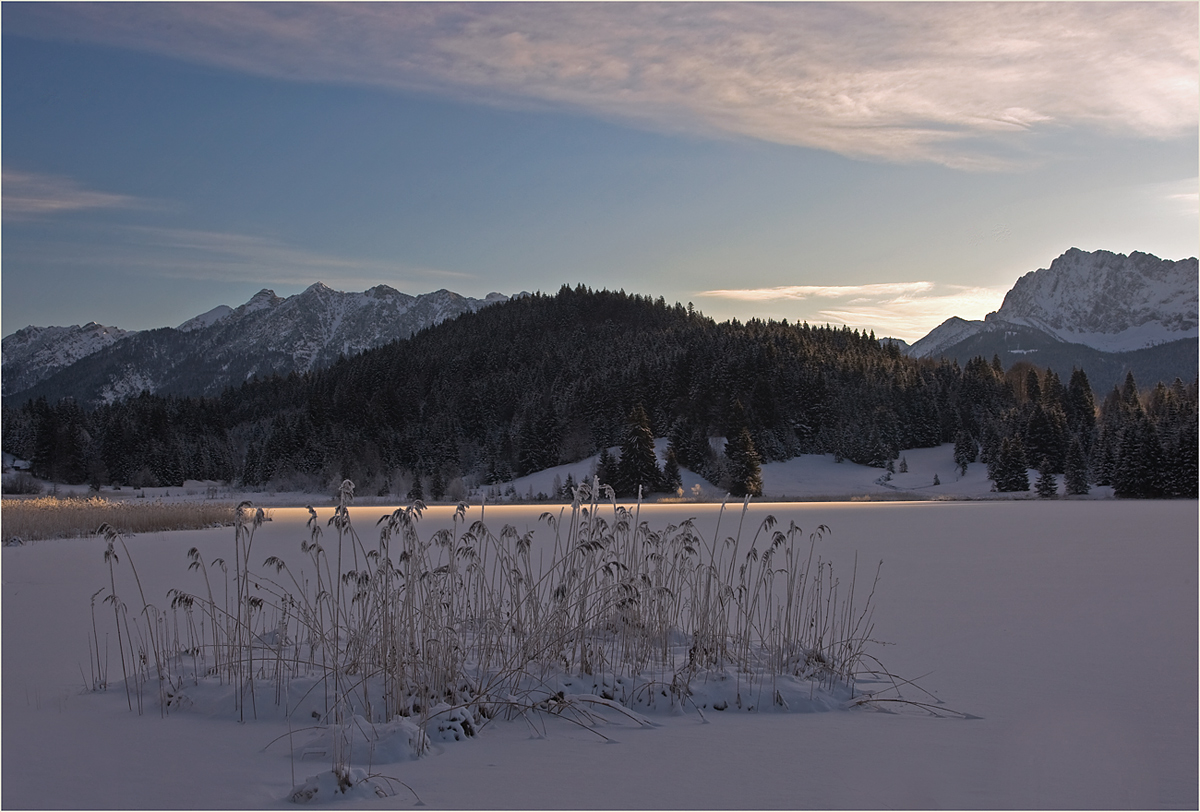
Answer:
(897, 248, 1197, 390)
(2, 284, 509, 404)
(2, 248, 1196, 407)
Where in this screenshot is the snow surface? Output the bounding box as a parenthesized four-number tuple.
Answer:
(3, 498, 1194, 809)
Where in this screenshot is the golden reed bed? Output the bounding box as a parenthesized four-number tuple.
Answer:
(1, 496, 237, 544)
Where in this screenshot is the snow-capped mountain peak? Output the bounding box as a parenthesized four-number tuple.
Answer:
(911, 248, 1198, 360)
(983, 248, 1198, 352)
(238, 289, 283, 316)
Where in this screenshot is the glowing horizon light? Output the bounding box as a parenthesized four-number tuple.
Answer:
(696, 282, 1008, 341)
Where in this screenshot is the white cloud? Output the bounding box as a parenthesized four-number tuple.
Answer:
(697, 281, 1007, 341)
(697, 282, 934, 302)
(7, 3, 1196, 169)
(2, 169, 144, 219)
(1164, 180, 1199, 217)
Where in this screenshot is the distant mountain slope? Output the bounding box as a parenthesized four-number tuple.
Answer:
(1, 322, 131, 396)
(3, 284, 509, 405)
(909, 248, 1198, 389)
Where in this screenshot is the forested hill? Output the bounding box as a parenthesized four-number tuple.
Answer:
(3, 285, 1196, 498)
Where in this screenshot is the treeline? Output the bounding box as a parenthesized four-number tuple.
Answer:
(2, 285, 1196, 498)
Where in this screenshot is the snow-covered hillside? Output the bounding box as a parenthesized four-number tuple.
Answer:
(477, 439, 1101, 506)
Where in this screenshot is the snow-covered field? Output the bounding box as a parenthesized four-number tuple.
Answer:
(3, 498, 1194, 809)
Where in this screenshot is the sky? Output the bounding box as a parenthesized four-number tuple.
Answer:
(2, 2, 1197, 342)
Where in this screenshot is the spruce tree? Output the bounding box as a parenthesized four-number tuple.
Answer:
(596, 447, 617, 489)
(616, 403, 662, 497)
(407, 471, 425, 502)
(993, 437, 1029, 492)
(662, 446, 683, 495)
(429, 467, 446, 501)
(1065, 368, 1097, 454)
(1034, 457, 1057, 498)
(1064, 436, 1090, 496)
(725, 427, 764, 497)
(953, 430, 975, 475)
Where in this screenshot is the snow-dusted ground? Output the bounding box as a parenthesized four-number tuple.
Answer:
(3, 499, 1194, 809)
(473, 441, 1052, 504)
(25, 442, 1106, 509)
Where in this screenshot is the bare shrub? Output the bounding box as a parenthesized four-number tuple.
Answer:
(2, 472, 42, 495)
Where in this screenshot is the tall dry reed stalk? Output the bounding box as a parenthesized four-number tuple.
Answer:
(90, 478, 900, 795)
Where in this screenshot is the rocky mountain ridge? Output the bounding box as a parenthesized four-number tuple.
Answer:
(2, 284, 509, 403)
(910, 248, 1197, 359)
(2, 322, 131, 396)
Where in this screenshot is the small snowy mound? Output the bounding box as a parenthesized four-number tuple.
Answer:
(288, 767, 410, 804)
(290, 715, 428, 765)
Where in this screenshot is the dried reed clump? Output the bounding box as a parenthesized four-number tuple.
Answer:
(2, 496, 238, 544)
(88, 481, 937, 798)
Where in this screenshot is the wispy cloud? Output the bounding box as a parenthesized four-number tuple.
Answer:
(7, 225, 473, 290)
(1164, 179, 1200, 217)
(7, 3, 1196, 169)
(2, 169, 144, 220)
(699, 282, 935, 302)
(697, 281, 1007, 340)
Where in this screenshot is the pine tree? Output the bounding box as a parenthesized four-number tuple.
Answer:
(407, 471, 425, 502)
(1024, 403, 1067, 472)
(725, 427, 763, 497)
(1113, 412, 1165, 498)
(953, 430, 975, 475)
(615, 404, 662, 497)
(429, 467, 447, 501)
(1035, 457, 1057, 498)
(662, 446, 683, 495)
(1065, 368, 1097, 448)
(1064, 436, 1090, 496)
(1025, 368, 1042, 406)
(993, 437, 1029, 492)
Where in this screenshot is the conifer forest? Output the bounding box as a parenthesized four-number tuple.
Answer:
(3, 286, 1196, 499)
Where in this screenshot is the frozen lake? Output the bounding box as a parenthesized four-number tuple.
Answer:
(3, 499, 1196, 809)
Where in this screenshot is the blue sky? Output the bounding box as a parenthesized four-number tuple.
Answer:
(3, 2, 1196, 341)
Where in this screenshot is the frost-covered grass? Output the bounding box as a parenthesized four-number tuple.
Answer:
(1, 496, 238, 544)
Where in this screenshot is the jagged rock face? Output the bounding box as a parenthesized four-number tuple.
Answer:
(183, 283, 507, 378)
(910, 248, 1198, 360)
(986, 248, 1198, 351)
(1, 323, 129, 395)
(903, 248, 1198, 390)
(2, 284, 509, 404)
